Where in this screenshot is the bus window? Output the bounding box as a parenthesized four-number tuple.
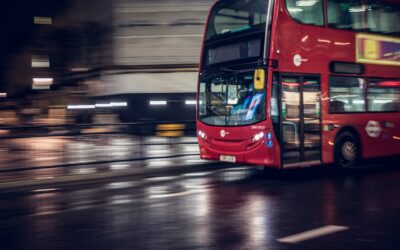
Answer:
(205, 0, 267, 41)
(367, 79, 400, 112)
(327, 0, 367, 31)
(206, 39, 262, 65)
(328, 0, 400, 34)
(328, 0, 352, 29)
(286, 0, 324, 26)
(198, 71, 266, 126)
(366, 1, 400, 35)
(329, 76, 366, 113)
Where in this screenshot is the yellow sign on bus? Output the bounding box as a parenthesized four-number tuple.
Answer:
(356, 33, 400, 66)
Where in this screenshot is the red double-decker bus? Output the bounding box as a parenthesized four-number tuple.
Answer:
(196, 0, 400, 168)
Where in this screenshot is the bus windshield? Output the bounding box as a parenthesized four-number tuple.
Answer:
(198, 71, 266, 126)
(205, 0, 268, 41)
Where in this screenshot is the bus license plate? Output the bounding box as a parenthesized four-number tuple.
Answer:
(220, 155, 236, 163)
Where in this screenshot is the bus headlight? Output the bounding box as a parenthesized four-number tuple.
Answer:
(198, 130, 206, 139)
(252, 132, 264, 142)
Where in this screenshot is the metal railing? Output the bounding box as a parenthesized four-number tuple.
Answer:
(0, 121, 198, 173)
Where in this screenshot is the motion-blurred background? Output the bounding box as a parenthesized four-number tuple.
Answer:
(0, 0, 214, 126)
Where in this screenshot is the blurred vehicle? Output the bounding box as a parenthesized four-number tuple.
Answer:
(81, 0, 211, 126)
(88, 65, 198, 123)
(196, 0, 400, 169)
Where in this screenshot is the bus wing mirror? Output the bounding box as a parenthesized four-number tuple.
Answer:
(254, 68, 265, 90)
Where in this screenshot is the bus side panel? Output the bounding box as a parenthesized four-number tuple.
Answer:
(359, 114, 400, 158)
(324, 114, 400, 162)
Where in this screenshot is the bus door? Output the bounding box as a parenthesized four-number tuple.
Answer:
(279, 75, 321, 167)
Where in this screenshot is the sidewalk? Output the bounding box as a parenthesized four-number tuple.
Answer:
(0, 134, 226, 193)
(0, 135, 198, 171)
(0, 155, 226, 193)
(0, 156, 232, 193)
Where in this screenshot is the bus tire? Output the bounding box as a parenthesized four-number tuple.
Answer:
(334, 131, 360, 168)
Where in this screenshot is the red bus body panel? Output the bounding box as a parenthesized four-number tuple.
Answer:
(197, 121, 281, 167)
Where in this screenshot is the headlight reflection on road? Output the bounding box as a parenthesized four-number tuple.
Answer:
(219, 167, 253, 182)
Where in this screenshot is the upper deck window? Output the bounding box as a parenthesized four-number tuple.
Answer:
(327, 0, 365, 30)
(285, 0, 324, 26)
(205, 0, 267, 41)
(328, 0, 400, 34)
(366, 0, 400, 34)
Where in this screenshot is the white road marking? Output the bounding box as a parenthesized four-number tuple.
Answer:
(35, 176, 55, 180)
(277, 225, 349, 244)
(32, 188, 58, 193)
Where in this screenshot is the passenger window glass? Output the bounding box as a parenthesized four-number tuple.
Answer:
(198, 72, 266, 126)
(285, 0, 324, 26)
(206, 0, 267, 40)
(367, 79, 400, 112)
(327, 0, 367, 31)
(366, 1, 400, 35)
(328, 0, 400, 34)
(214, 8, 250, 35)
(330, 76, 366, 113)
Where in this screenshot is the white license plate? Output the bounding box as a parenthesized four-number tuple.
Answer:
(220, 155, 236, 163)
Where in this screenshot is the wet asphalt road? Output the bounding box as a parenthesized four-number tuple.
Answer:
(1, 163, 400, 250)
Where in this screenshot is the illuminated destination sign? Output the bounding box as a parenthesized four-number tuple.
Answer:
(356, 33, 400, 66)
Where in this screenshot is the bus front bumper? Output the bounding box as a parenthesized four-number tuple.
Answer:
(199, 140, 278, 168)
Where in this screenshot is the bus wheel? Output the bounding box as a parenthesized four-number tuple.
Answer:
(335, 132, 360, 168)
